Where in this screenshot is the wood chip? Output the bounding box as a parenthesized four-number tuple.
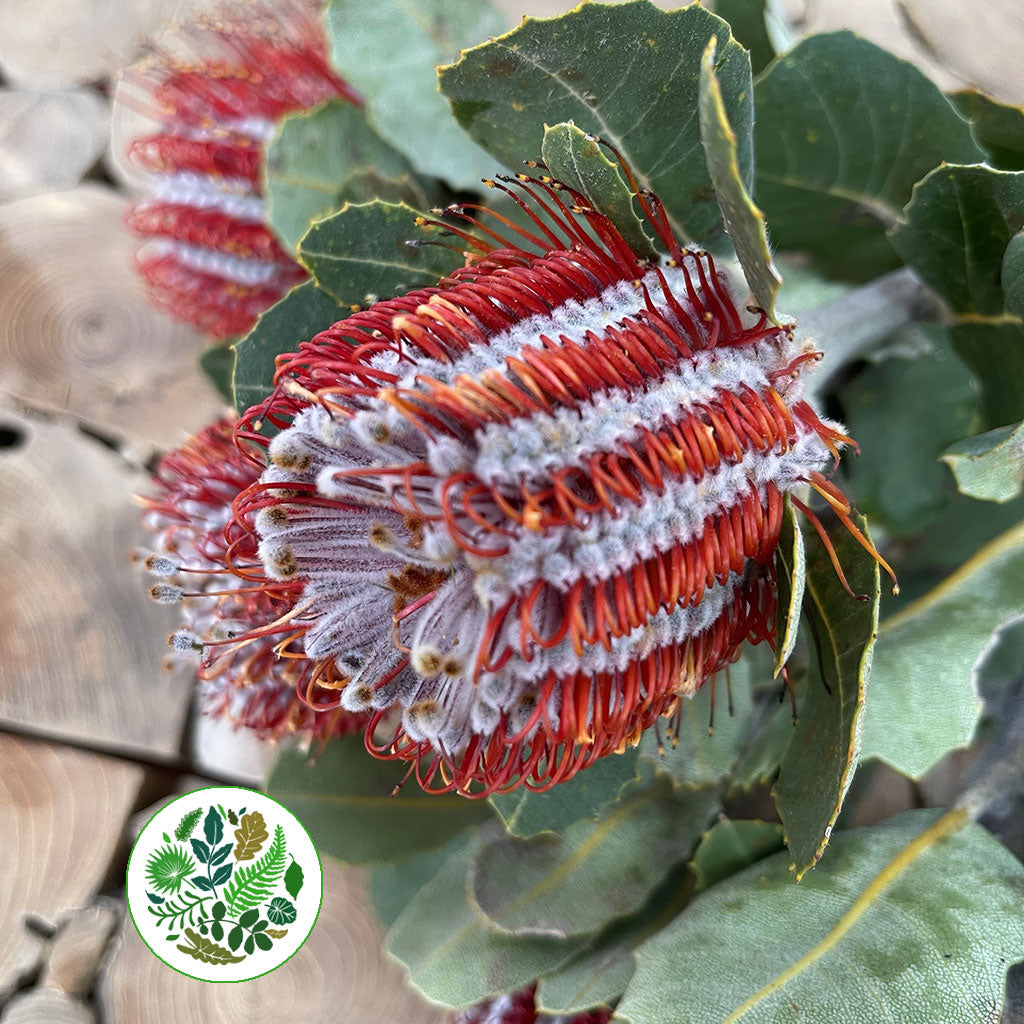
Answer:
(0, 186, 225, 454)
(0, 736, 143, 999)
(99, 858, 446, 1024)
(0, 406, 193, 755)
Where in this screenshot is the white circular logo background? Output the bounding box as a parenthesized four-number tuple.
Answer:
(127, 787, 322, 982)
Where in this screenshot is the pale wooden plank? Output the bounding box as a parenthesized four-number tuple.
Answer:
(99, 857, 446, 1024)
(0, 406, 192, 755)
(0, 186, 225, 454)
(0, 736, 143, 999)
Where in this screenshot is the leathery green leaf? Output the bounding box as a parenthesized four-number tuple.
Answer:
(473, 778, 719, 938)
(711, 0, 782, 77)
(387, 837, 588, 1008)
(889, 164, 1024, 317)
(942, 420, 1024, 504)
(232, 280, 345, 413)
(689, 817, 785, 892)
(699, 37, 781, 319)
(540, 122, 656, 259)
(489, 746, 641, 839)
(861, 520, 1024, 778)
(754, 32, 983, 274)
(198, 340, 236, 409)
(773, 497, 805, 677)
(950, 89, 1024, 171)
(325, 0, 505, 190)
(265, 733, 491, 865)
(439, 0, 753, 246)
(618, 809, 1024, 1024)
(263, 99, 420, 251)
(774, 513, 880, 878)
(1003, 229, 1024, 321)
(298, 201, 463, 309)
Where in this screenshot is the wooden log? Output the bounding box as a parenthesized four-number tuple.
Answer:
(0, 735, 143, 1000)
(0, 186, 225, 454)
(0, 89, 108, 202)
(41, 902, 120, 999)
(0, 405, 193, 756)
(99, 856, 446, 1024)
(1, 990, 94, 1024)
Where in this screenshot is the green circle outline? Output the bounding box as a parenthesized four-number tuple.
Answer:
(126, 785, 324, 984)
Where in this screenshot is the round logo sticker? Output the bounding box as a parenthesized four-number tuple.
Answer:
(126, 787, 322, 982)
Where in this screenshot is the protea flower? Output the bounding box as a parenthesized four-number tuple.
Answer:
(123, 1, 359, 339)
(453, 985, 611, 1024)
(137, 417, 364, 741)
(223, 145, 895, 794)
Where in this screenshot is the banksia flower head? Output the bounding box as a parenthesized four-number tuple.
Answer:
(137, 417, 365, 741)
(230, 140, 895, 794)
(123, 1, 359, 339)
(453, 985, 612, 1024)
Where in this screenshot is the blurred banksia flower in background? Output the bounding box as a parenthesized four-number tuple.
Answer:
(223, 145, 894, 795)
(122, 0, 359, 339)
(453, 985, 612, 1024)
(137, 417, 365, 742)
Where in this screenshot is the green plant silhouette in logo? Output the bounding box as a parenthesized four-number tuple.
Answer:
(146, 844, 196, 895)
(144, 802, 306, 967)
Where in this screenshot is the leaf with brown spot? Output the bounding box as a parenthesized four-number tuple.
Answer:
(233, 811, 269, 862)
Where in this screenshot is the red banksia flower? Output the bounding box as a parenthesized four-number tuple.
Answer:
(138, 417, 364, 741)
(124, 2, 359, 339)
(453, 985, 612, 1024)
(229, 144, 895, 794)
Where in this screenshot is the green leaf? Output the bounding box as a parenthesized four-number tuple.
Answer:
(861, 521, 1024, 778)
(489, 746, 641, 838)
(473, 778, 719, 938)
(689, 817, 784, 892)
(950, 89, 1024, 171)
(227, 925, 243, 952)
(773, 497, 805, 676)
(211, 901, 225, 920)
(773, 512, 880, 878)
(699, 37, 781, 319)
(387, 838, 589, 1007)
(232, 280, 344, 413)
(617, 809, 1024, 1024)
(711, 0, 780, 76)
(889, 164, 1024, 317)
(950, 320, 1024, 428)
(370, 834, 470, 930)
(266, 733, 491, 866)
(253, 931, 273, 952)
(244, 934, 255, 956)
(222, 826, 287, 917)
(536, 859, 694, 1015)
(266, 897, 297, 926)
(264, 99, 423, 252)
(203, 806, 223, 848)
(210, 863, 233, 886)
(283, 858, 304, 901)
(754, 32, 984, 275)
(174, 808, 202, 842)
(238, 908, 259, 929)
(209, 919, 223, 942)
(1004, 230, 1024, 320)
(325, 0, 505, 190)
(838, 328, 980, 535)
(439, 1, 753, 245)
(299, 201, 463, 308)
(145, 844, 196, 896)
(942, 420, 1024, 504)
(198, 342, 235, 408)
(176, 927, 245, 966)
(638, 645, 771, 789)
(539, 122, 656, 259)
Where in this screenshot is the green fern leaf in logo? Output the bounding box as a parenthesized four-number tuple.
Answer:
(146, 844, 197, 895)
(223, 825, 287, 916)
(174, 807, 203, 841)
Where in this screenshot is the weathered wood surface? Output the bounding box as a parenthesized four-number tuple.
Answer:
(0, 89, 108, 203)
(0, 187, 224, 454)
(0, 735, 143, 1000)
(0, 404, 194, 756)
(99, 856, 447, 1024)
